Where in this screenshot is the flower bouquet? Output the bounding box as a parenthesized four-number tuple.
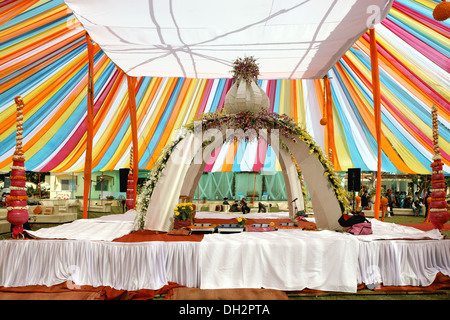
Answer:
(236, 216, 247, 226)
(174, 202, 195, 229)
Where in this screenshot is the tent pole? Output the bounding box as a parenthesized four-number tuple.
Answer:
(83, 33, 95, 219)
(324, 76, 334, 163)
(370, 27, 382, 220)
(127, 75, 139, 207)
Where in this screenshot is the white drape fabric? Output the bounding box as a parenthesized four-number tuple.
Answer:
(358, 240, 450, 287)
(1, 214, 448, 291)
(26, 210, 138, 241)
(195, 211, 290, 220)
(64, 0, 393, 79)
(25, 218, 135, 241)
(283, 137, 343, 230)
(199, 230, 360, 292)
(0, 239, 200, 290)
(278, 149, 304, 216)
(144, 133, 195, 232)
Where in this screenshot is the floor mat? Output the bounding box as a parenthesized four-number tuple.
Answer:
(167, 287, 289, 300)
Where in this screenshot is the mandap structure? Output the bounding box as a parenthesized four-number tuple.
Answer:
(0, 0, 448, 227)
(139, 57, 349, 232)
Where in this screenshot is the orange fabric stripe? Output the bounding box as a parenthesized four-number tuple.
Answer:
(0, 0, 41, 26)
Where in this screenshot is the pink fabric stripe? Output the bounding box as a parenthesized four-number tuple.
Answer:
(204, 146, 222, 172)
(392, 1, 450, 37)
(267, 80, 276, 112)
(381, 93, 449, 162)
(40, 69, 121, 171)
(362, 33, 449, 110)
(197, 80, 214, 115)
(216, 78, 232, 112)
(382, 18, 449, 72)
(252, 139, 268, 172)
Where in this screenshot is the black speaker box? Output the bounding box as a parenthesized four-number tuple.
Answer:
(347, 168, 361, 192)
(119, 168, 130, 192)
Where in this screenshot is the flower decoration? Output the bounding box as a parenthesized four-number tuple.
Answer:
(236, 216, 247, 226)
(231, 56, 260, 85)
(174, 202, 194, 221)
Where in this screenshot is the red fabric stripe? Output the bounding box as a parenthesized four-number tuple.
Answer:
(40, 69, 121, 171)
(361, 33, 449, 110)
(392, 1, 450, 38)
(252, 139, 268, 172)
(382, 18, 449, 72)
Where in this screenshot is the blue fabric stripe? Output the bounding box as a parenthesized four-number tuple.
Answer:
(0, 0, 64, 32)
(139, 78, 184, 169)
(350, 48, 449, 142)
(262, 145, 277, 172)
(272, 80, 281, 114)
(0, 46, 87, 162)
(336, 62, 397, 172)
(387, 14, 449, 57)
(331, 69, 370, 171)
(26, 53, 113, 169)
(209, 79, 226, 113)
(0, 15, 75, 51)
(339, 55, 433, 172)
(232, 140, 246, 172)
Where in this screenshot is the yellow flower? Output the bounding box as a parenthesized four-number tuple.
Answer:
(237, 217, 242, 222)
(174, 207, 179, 211)
(270, 222, 275, 227)
(175, 212, 180, 216)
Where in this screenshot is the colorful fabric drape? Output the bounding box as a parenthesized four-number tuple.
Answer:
(0, 0, 448, 174)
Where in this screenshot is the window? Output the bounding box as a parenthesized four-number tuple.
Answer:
(61, 179, 76, 192)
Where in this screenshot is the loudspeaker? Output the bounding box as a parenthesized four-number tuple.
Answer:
(347, 168, 361, 192)
(119, 168, 130, 192)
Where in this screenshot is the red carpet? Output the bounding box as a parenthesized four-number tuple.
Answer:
(400, 222, 450, 232)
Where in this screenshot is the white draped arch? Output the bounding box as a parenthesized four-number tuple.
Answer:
(143, 125, 344, 232)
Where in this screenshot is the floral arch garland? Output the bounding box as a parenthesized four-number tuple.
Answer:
(136, 110, 350, 230)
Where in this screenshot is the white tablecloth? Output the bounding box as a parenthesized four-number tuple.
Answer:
(199, 230, 360, 293)
(0, 239, 200, 290)
(195, 211, 291, 220)
(356, 219, 444, 241)
(3, 213, 448, 291)
(358, 239, 450, 287)
(25, 210, 139, 241)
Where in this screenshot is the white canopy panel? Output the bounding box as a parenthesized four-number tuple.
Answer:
(64, 0, 393, 79)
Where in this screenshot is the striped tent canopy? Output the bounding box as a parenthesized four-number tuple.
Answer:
(0, 0, 448, 175)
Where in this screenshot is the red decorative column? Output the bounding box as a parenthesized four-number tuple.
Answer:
(7, 96, 29, 239)
(125, 147, 135, 210)
(429, 105, 449, 229)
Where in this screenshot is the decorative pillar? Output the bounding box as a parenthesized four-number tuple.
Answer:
(127, 75, 139, 207)
(126, 146, 136, 210)
(7, 96, 29, 239)
(429, 105, 449, 229)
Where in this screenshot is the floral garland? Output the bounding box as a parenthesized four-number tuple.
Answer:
(231, 56, 260, 85)
(136, 111, 350, 229)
